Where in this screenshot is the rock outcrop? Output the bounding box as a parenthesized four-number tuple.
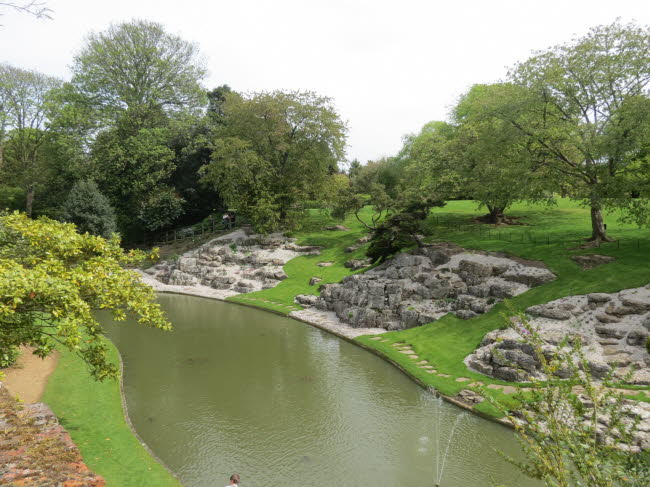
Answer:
(296, 243, 555, 330)
(145, 229, 320, 295)
(0, 384, 105, 486)
(465, 286, 650, 385)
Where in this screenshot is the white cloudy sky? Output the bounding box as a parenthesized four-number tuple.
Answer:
(1, 0, 649, 162)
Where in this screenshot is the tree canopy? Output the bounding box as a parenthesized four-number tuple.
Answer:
(201, 90, 347, 232)
(0, 212, 169, 379)
(71, 19, 207, 122)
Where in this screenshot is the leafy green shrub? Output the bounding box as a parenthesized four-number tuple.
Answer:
(229, 243, 237, 252)
(0, 344, 20, 368)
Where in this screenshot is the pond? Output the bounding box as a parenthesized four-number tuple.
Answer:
(103, 294, 539, 487)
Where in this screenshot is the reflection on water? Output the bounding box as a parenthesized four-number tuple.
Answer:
(103, 294, 539, 487)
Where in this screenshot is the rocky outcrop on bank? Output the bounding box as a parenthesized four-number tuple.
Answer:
(465, 286, 650, 385)
(0, 384, 105, 486)
(144, 229, 320, 296)
(296, 243, 556, 330)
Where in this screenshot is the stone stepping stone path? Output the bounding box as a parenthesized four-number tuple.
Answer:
(487, 384, 518, 394)
(386, 340, 542, 391)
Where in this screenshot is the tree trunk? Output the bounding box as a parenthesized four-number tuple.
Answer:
(25, 186, 35, 217)
(589, 206, 613, 242)
(485, 205, 506, 224)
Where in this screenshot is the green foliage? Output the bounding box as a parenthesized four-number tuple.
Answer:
(506, 20, 650, 240)
(0, 212, 170, 380)
(92, 113, 182, 236)
(71, 19, 207, 120)
(0, 63, 63, 216)
(0, 342, 19, 368)
(332, 158, 398, 229)
(60, 179, 116, 238)
(487, 315, 648, 487)
(366, 210, 424, 262)
(200, 90, 347, 232)
(451, 83, 552, 222)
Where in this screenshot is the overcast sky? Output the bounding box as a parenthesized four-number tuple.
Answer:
(1, 0, 649, 163)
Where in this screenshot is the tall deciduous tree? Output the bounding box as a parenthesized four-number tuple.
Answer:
(0, 63, 61, 216)
(0, 212, 169, 380)
(201, 90, 347, 231)
(71, 19, 207, 123)
(506, 20, 650, 242)
(452, 83, 549, 224)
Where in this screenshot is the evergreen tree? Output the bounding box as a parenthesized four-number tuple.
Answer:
(61, 179, 117, 238)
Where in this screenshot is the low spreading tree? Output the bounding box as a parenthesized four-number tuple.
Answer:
(452, 84, 550, 224)
(0, 212, 169, 380)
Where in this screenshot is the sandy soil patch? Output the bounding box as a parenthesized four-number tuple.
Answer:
(2, 346, 59, 403)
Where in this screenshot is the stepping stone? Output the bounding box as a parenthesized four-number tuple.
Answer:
(502, 386, 518, 394)
(438, 374, 451, 378)
(468, 382, 484, 387)
(369, 337, 383, 340)
(416, 360, 428, 365)
(487, 384, 503, 390)
(456, 377, 470, 382)
(422, 365, 435, 370)
(426, 370, 437, 374)
(408, 354, 419, 359)
(398, 350, 414, 354)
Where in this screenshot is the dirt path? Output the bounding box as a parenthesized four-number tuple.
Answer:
(2, 347, 59, 403)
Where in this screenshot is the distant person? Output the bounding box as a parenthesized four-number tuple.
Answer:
(229, 212, 236, 227)
(222, 213, 230, 229)
(226, 473, 240, 486)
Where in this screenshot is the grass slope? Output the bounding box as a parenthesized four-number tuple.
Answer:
(227, 207, 376, 312)
(42, 341, 180, 486)
(233, 200, 650, 416)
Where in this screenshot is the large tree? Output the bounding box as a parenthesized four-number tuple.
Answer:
(91, 109, 182, 238)
(452, 84, 549, 224)
(0, 212, 169, 380)
(0, 63, 61, 216)
(506, 20, 650, 242)
(71, 19, 207, 123)
(201, 90, 347, 231)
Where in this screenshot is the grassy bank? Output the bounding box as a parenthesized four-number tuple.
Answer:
(230, 199, 650, 416)
(42, 341, 181, 486)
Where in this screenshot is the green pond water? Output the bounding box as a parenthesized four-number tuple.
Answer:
(103, 293, 539, 487)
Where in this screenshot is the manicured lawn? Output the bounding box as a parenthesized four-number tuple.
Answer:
(358, 199, 650, 414)
(42, 341, 181, 487)
(231, 199, 650, 416)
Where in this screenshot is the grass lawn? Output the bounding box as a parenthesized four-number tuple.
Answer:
(42, 341, 181, 487)
(231, 199, 650, 416)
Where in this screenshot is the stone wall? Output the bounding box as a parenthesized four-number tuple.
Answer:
(0, 384, 105, 486)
